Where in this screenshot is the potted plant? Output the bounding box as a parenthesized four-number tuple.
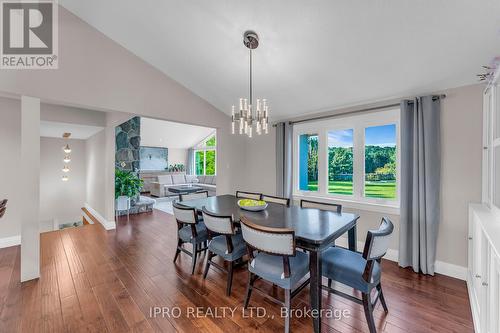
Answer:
(166, 164, 185, 172)
(115, 169, 144, 205)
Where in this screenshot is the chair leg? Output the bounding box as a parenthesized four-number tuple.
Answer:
(362, 292, 377, 333)
(191, 242, 198, 275)
(203, 251, 212, 279)
(284, 289, 291, 333)
(328, 278, 332, 289)
(173, 239, 182, 263)
(243, 272, 254, 309)
(377, 283, 388, 313)
(226, 261, 234, 296)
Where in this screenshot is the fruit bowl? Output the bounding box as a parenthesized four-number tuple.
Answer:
(237, 199, 268, 211)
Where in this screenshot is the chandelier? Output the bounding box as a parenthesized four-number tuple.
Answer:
(231, 31, 269, 138)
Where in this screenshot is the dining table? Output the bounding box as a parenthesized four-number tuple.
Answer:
(179, 194, 359, 333)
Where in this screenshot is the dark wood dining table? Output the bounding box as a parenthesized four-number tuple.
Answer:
(180, 194, 359, 333)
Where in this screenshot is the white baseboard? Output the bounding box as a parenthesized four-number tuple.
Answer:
(84, 203, 116, 230)
(335, 237, 467, 280)
(0, 235, 21, 249)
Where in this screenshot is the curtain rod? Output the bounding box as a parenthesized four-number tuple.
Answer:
(273, 94, 446, 127)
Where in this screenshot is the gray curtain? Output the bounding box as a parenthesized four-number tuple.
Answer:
(399, 96, 441, 275)
(187, 148, 194, 175)
(276, 122, 293, 198)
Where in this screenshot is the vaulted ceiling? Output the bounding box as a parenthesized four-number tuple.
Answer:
(60, 0, 500, 120)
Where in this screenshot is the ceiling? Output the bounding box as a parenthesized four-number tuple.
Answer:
(60, 0, 500, 119)
(40, 121, 104, 139)
(140, 117, 215, 149)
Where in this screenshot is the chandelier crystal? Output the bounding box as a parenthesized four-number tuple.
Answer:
(231, 31, 269, 138)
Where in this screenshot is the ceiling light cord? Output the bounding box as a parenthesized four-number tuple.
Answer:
(249, 47, 252, 108)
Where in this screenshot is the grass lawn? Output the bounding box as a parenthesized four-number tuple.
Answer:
(306, 180, 396, 199)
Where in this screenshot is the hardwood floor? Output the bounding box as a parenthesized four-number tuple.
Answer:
(0, 209, 473, 332)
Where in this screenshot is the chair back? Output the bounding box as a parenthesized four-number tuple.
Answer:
(236, 191, 262, 200)
(180, 191, 208, 202)
(300, 199, 342, 213)
(202, 207, 234, 235)
(240, 216, 295, 256)
(172, 202, 198, 224)
(363, 217, 394, 261)
(115, 196, 130, 211)
(0, 199, 7, 218)
(261, 195, 290, 206)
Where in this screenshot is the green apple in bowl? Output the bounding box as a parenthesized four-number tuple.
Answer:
(237, 199, 268, 211)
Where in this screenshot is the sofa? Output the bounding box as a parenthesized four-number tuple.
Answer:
(150, 174, 216, 197)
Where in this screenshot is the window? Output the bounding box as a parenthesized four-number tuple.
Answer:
(195, 150, 205, 175)
(293, 109, 399, 209)
(364, 125, 397, 199)
(328, 129, 353, 195)
(205, 150, 215, 175)
(298, 134, 318, 191)
(194, 134, 216, 176)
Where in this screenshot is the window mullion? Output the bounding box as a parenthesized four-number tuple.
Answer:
(318, 131, 327, 195)
(353, 126, 364, 201)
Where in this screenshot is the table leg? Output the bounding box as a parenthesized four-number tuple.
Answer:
(309, 250, 322, 333)
(348, 224, 357, 252)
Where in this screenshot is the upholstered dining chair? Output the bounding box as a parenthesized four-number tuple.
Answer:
(321, 217, 394, 333)
(240, 216, 310, 333)
(0, 199, 7, 219)
(300, 199, 342, 213)
(236, 191, 262, 200)
(180, 191, 209, 202)
(261, 194, 290, 206)
(202, 207, 247, 296)
(172, 202, 208, 274)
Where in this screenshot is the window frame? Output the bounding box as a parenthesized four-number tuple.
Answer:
(292, 109, 400, 214)
(193, 133, 217, 176)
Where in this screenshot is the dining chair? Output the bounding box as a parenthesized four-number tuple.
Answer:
(172, 202, 208, 274)
(321, 217, 394, 333)
(180, 191, 209, 202)
(0, 199, 6, 219)
(240, 216, 310, 333)
(300, 199, 342, 213)
(202, 207, 247, 296)
(236, 191, 262, 200)
(261, 194, 290, 206)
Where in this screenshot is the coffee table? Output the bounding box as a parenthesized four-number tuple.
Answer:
(167, 185, 203, 194)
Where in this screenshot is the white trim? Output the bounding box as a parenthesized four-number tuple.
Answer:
(0, 235, 21, 249)
(292, 194, 400, 215)
(335, 237, 467, 280)
(84, 203, 116, 230)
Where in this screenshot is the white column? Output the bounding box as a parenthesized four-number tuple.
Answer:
(20, 96, 40, 282)
(104, 126, 116, 226)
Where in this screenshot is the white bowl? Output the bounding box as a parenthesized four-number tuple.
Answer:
(237, 200, 268, 212)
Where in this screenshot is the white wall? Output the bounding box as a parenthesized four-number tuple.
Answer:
(0, 97, 21, 243)
(39, 137, 87, 232)
(85, 130, 106, 217)
(242, 83, 484, 274)
(438, 84, 483, 268)
(241, 127, 277, 196)
(168, 148, 188, 166)
(41, 103, 106, 127)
